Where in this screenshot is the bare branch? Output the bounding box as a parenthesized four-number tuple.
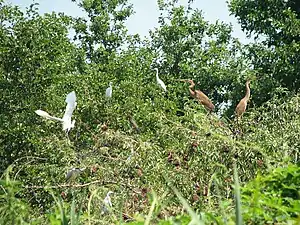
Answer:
(23, 180, 120, 189)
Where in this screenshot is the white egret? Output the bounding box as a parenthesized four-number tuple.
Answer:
(65, 167, 85, 182)
(101, 191, 114, 214)
(154, 68, 167, 92)
(35, 91, 77, 133)
(105, 82, 112, 98)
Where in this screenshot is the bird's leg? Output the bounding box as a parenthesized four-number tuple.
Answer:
(234, 116, 244, 136)
(205, 111, 210, 117)
(106, 98, 112, 105)
(206, 111, 212, 125)
(206, 109, 214, 125)
(239, 116, 244, 135)
(65, 130, 71, 144)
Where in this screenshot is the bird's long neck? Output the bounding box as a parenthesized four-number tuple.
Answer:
(155, 70, 159, 79)
(188, 83, 196, 96)
(189, 82, 195, 90)
(244, 81, 250, 100)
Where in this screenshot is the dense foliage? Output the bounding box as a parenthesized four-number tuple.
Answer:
(229, 0, 300, 105)
(0, 0, 299, 224)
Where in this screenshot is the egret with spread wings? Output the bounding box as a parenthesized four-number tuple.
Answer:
(35, 91, 77, 133)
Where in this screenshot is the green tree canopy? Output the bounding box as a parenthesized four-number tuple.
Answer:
(1, 0, 299, 224)
(229, 0, 300, 105)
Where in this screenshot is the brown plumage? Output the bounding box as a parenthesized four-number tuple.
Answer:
(184, 79, 215, 112)
(128, 115, 141, 133)
(235, 80, 251, 118)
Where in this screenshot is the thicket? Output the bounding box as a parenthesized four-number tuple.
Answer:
(0, 0, 300, 224)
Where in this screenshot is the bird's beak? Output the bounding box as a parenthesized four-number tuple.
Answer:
(176, 79, 189, 82)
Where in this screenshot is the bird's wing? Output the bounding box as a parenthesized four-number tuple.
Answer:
(65, 168, 82, 181)
(235, 99, 247, 116)
(195, 91, 214, 105)
(62, 91, 77, 121)
(35, 110, 64, 122)
(62, 119, 72, 131)
(105, 87, 112, 97)
(161, 82, 167, 92)
(195, 91, 215, 111)
(65, 171, 73, 181)
(66, 91, 76, 104)
(104, 196, 112, 207)
(158, 79, 167, 92)
(195, 90, 210, 102)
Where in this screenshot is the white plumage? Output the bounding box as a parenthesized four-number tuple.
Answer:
(101, 191, 114, 214)
(104, 191, 113, 207)
(35, 91, 77, 133)
(35, 110, 64, 122)
(105, 82, 112, 98)
(154, 68, 167, 92)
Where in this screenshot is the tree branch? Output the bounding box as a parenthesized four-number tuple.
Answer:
(23, 180, 120, 189)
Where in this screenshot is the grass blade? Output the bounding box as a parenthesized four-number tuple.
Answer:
(70, 199, 77, 225)
(233, 162, 243, 225)
(164, 174, 204, 225)
(144, 190, 157, 225)
(50, 191, 68, 225)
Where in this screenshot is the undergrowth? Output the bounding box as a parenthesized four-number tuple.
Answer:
(1, 95, 300, 224)
(1, 1, 300, 224)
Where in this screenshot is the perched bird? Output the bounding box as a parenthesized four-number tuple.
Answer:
(235, 80, 251, 119)
(105, 82, 112, 98)
(35, 91, 77, 133)
(182, 80, 215, 112)
(128, 115, 141, 133)
(101, 191, 114, 214)
(65, 167, 85, 183)
(154, 68, 167, 92)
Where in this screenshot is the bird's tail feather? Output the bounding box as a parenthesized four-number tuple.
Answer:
(35, 110, 63, 122)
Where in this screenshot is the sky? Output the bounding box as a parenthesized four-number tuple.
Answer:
(5, 0, 251, 44)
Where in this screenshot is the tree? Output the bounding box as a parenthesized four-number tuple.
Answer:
(0, 2, 80, 173)
(229, 0, 300, 45)
(1, 1, 300, 223)
(229, 0, 300, 105)
(149, 1, 251, 116)
(72, 0, 134, 64)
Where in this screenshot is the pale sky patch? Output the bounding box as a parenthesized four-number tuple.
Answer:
(6, 0, 251, 44)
